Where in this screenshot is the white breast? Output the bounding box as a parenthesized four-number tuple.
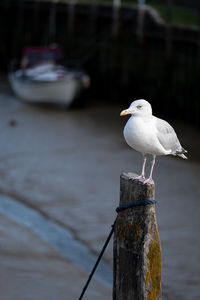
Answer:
(123, 116, 168, 156)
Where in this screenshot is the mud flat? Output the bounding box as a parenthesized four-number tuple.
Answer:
(0, 81, 200, 299)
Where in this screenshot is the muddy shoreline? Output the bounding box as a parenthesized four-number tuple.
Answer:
(0, 82, 199, 299)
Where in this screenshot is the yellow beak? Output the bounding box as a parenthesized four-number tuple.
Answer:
(120, 109, 130, 116)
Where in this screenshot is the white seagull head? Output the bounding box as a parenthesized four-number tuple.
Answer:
(120, 99, 152, 117)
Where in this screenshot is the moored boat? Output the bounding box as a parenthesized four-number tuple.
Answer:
(8, 45, 90, 106)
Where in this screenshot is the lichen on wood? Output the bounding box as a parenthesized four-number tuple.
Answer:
(145, 230, 162, 300)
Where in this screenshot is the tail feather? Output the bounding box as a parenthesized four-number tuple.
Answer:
(177, 153, 188, 159)
(176, 147, 188, 159)
(182, 147, 187, 153)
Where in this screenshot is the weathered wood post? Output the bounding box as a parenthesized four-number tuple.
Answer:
(136, 5, 145, 41)
(67, 0, 75, 40)
(112, 0, 121, 36)
(113, 172, 161, 300)
(166, 0, 173, 58)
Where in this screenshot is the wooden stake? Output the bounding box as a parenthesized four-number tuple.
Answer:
(113, 172, 161, 300)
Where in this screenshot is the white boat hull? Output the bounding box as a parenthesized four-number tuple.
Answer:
(8, 73, 82, 106)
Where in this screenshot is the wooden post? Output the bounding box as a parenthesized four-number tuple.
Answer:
(166, 0, 173, 59)
(113, 172, 161, 300)
(49, 0, 57, 44)
(67, 0, 75, 40)
(112, 0, 121, 37)
(136, 5, 145, 42)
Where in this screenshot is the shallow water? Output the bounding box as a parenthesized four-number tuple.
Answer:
(0, 82, 200, 299)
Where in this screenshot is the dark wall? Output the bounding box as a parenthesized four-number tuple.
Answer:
(0, 0, 200, 125)
(129, 0, 200, 10)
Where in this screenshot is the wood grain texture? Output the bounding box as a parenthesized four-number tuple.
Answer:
(113, 172, 161, 300)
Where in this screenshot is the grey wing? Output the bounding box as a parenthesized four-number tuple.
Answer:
(153, 116, 182, 153)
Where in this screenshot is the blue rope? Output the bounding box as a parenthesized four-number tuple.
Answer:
(116, 200, 157, 213)
(78, 199, 156, 300)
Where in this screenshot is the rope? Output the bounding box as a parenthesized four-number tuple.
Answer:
(116, 200, 157, 212)
(78, 199, 157, 300)
(78, 219, 116, 300)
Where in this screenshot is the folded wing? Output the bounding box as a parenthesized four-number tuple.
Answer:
(153, 116, 187, 158)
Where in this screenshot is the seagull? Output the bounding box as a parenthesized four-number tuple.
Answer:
(120, 99, 187, 184)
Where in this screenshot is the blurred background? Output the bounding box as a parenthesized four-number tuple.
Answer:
(0, 0, 200, 299)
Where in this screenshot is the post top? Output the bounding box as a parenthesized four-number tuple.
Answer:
(121, 172, 155, 187)
(121, 172, 138, 180)
(120, 172, 155, 204)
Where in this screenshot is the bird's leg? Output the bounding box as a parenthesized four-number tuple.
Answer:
(135, 155, 147, 182)
(143, 155, 156, 185)
(141, 155, 147, 178)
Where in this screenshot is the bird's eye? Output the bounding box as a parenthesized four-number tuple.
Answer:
(137, 105, 142, 109)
